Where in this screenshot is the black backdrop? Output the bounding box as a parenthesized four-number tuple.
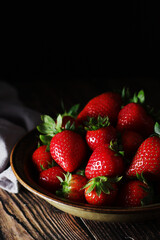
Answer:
(0, 3, 160, 111)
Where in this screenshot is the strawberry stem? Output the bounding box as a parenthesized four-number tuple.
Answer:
(56, 172, 72, 197)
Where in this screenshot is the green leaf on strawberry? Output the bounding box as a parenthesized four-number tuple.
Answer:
(37, 113, 78, 149)
(37, 114, 61, 149)
(76, 169, 85, 176)
(41, 115, 55, 124)
(136, 172, 154, 206)
(37, 122, 56, 136)
(56, 172, 88, 202)
(109, 140, 124, 157)
(154, 122, 160, 136)
(66, 104, 80, 118)
(130, 89, 145, 104)
(64, 120, 76, 131)
(84, 176, 122, 206)
(137, 90, 145, 104)
(84, 115, 110, 131)
(83, 176, 122, 197)
(39, 135, 52, 151)
(136, 172, 147, 184)
(61, 101, 80, 118)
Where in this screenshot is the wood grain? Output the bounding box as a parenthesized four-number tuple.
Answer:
(81, 218, 160, 240)
(0, 188, 93, 240)
(1, 186, 160, 240)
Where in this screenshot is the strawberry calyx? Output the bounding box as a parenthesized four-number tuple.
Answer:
(153, 122, 160, 137)
(121, 87, 145, 107)
(40, 159, 57, 171)
(122, 88, 159, 123)
(56, 172, 72, 197)
(84, 115, 110, 131)
(121, 88, 159, 122)
(109, 140, 124, 157)
(37, 114, 61, 150)
(61, 101, 80, 118)
(37, 114, 76, 150)
(136, 172, 148, 185)
(129, 90, 145, 104)
(136, 172, 154, 206)
(83, 176, 122, 197)
(76, 169, 85, 176)
(60, 103, 80, 130)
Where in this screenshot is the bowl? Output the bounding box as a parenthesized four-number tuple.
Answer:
(10, 129, 160, 222)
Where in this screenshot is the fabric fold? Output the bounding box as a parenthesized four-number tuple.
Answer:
(0, 80, 41, 193)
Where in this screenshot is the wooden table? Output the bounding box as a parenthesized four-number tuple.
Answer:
(1, 78, 160, 240)
(1, 187, 160, 240)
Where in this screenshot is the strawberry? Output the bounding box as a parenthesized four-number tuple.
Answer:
(117, 102, 154, 137)
(37, 114, 87, 172)
(118, 173, 154, 207)
(85, 116, 117, 151)
(37, 114, 77, 151)
(117, 90, 155, 137)
(56, 172, 88, 202)
(76, 92, 122, 126)
(121, 130, 144, 158)
(126, 123, 160, 181)
(83, 176, 122, 206)
(32, 145, 54, 172)
(39, 166, 65, 192)
(50, 130, 87, 172)
(85, 142, 125, 179)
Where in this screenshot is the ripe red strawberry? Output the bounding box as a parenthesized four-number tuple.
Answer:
(85, 116, 117, 151)
(126, 123, 160, 180)
(56, 172, 88, 202)
(76, 92, 122, 126)
(37, 114, 78, 151)
(32, 145, 54, 172)
(118, 174, 154, 207)
(39, 166, 65, 192)
(126, 124, 160, 181)
(84, 176, 122, 206)
(117, 102, 154, 137)
(37, 114, 87, 172)
(117, 89, 155, 138)
(85, 143, 125, 179)
(50, 130, 87, 172)
(121, 130, 144, 158)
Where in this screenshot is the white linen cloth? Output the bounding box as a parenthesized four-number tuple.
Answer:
(0, 81, 41, 193)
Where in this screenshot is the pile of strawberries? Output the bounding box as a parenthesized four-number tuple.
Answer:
(32, 88, 160, 207)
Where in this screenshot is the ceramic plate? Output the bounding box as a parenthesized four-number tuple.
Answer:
(10, 129, 160, 222)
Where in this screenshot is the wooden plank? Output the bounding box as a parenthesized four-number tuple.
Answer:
(0, 188, 94, 240)
(81, 218, 160, 240)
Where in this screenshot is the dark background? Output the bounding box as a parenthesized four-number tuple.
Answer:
(0, 3, 160, 114)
